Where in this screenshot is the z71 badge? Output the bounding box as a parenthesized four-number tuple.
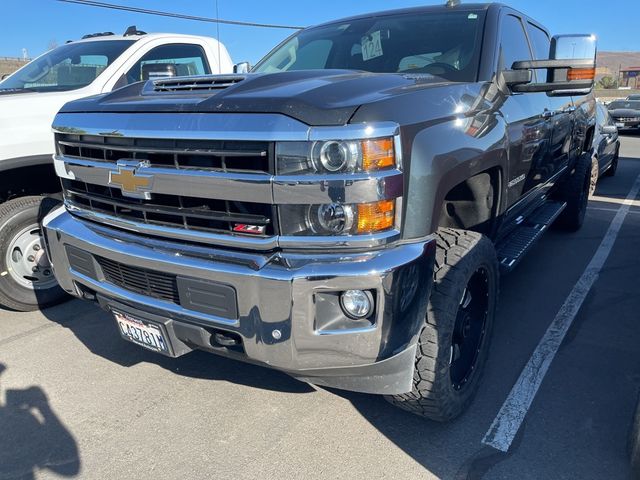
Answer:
(233, 224, 266, 234)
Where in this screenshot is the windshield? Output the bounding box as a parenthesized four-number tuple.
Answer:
(253, 10, 486, 82)
(0, 40, 135, 92)
(608, 100, 640, 110)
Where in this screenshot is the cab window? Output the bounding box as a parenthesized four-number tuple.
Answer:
(499, 15, 533, 71)
(527, 23, 551, 82)
(124, 44, 211, 84)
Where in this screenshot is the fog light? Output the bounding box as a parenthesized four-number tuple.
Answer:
(340, 290, 373, 319)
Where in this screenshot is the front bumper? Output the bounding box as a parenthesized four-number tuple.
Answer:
(43, 207, 435, 394)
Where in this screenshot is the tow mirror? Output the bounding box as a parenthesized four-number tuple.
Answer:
(506, 34, 597, 95)
(601, 125, 617, 135)
(233, 62, 251, 74)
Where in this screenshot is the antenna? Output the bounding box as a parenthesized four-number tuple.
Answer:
(446, 0, 461, 7)
(215, 0, 222, 74)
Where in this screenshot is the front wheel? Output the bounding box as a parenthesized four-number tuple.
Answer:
(386, 229, 499, 422)
(0, 196, 67, 312)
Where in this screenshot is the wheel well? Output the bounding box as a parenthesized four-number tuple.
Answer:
(0, 164, 61, 203)
(438, 168, 501, 236)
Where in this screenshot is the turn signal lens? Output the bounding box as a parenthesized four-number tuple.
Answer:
(356, 200, 395, 233)
(567, 67, 596, 81)
(362, 138, 395, 171)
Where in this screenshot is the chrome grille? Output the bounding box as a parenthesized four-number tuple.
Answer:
(62, 179, 275, 237)
(614, 117, 640, 122)
(56, 134, 271, 174)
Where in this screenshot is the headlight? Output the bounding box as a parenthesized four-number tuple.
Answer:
(280, 200, 395, 236)
(276, 137, 396, 175)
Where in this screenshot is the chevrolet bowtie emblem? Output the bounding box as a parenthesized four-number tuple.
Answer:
(109, 161, 153, 199)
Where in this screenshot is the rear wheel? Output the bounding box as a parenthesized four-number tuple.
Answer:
(0, 196, 67, 312)
(386, 229, 498, 421)
(554, 153, 591, 231)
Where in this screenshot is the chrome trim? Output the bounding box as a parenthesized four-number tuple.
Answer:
(308, 122, 400, 141)
(273, 169, 403, 204)
(277, 230, 401, 250)
(53, 112, 311, 142)
(70, 270, 239, 326)
(66, 205, 279, 250)
(59, 155, 273, 203)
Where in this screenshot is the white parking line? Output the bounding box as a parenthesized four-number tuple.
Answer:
(482, 174, 640, 453)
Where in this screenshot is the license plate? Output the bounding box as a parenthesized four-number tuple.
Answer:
(114, 310, 170, 354)
(616, 122, 625, 128)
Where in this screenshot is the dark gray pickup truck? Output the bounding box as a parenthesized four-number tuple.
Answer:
(42, 2, 597, 421)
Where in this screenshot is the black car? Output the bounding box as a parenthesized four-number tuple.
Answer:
(590, 103, 620, 194)
(608, 99, 640, 131)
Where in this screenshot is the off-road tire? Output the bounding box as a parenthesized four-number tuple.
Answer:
(386, 229, 499, 422)
(554, 153, 591, 231)
(603, 146, 619, 178)
(0, 196, 67, 311)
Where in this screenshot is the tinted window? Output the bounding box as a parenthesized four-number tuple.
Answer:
(0, 40, 134, 92)
(126, 44, 211, 84)
(527, 23, 550, 82)
(500, 15, 532, 70)
(254, 11, 486, 82)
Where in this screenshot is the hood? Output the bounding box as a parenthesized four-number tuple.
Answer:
(58, 70, 454, 126)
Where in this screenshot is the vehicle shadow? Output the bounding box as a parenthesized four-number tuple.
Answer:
(39, 300, 314, 394)
(0, 363, 81, 480)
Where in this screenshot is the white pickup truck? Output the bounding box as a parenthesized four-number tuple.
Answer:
(0, 27, 233, 311)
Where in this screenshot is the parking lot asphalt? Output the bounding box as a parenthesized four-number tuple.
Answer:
(2, 135, 640, 480)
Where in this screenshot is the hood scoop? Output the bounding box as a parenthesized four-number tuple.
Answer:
(146, 75, 247, 94)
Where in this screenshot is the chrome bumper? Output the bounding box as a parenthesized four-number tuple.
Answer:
(43, 207, 435, 394)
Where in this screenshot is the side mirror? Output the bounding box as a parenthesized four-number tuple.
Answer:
(233, 62, 251, 74)
(506, 34, 597, 95)
(601, 125, 617, 135)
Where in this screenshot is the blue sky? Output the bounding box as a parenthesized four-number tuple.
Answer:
(1, 1, 638, 63)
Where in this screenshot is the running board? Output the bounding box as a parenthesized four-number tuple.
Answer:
(496, 201, 567, 273)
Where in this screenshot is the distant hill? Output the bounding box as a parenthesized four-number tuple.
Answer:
(0, 57, 29, 79)
(596, 51, 640, 80)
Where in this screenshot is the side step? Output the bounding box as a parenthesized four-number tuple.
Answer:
(495, 201, 566, 273)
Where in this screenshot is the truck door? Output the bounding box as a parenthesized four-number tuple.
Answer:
(526, 22, 574, 191)
(498, 13, 554, 220)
